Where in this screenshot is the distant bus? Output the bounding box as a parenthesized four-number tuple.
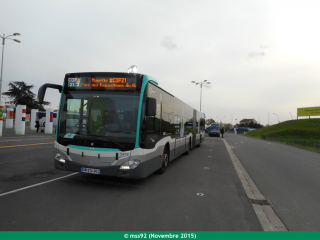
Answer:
(38, 111, 58, 127)
(236, 127, 249, 134)
(208, 123, 220, 137)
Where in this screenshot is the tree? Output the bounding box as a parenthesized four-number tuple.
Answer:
(240, 122, 263, 128)
(3, 81, 50, 113)
(206, 118, 216, 125)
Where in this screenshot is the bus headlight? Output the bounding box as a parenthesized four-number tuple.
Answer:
(119, 160, 141, 170)
(55, 153, 65, 163)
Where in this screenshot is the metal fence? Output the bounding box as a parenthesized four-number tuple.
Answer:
(261, 135, 320, 152)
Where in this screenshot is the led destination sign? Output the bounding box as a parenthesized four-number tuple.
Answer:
(67, 77, 137, 90)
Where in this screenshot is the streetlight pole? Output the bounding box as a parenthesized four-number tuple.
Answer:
(0, 33, 21, 98)
(191, 80, 211, 112)
(273, 113, 280, 123)
(289, 112, 293, 120)
(216, 116, 221, 123)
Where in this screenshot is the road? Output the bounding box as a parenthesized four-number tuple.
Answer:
(224, 133, 320, 231)
(0, 128, 319, 231)
(0, 128, 262, 231)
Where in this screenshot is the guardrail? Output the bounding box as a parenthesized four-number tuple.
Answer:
(261, 135, 320, 152)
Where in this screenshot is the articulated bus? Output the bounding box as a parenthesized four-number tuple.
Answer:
(37, 72, 205, 179)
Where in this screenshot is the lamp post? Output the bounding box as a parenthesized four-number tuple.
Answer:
(0, 33, 21, 98)
(216, 116, 221, 124)
(289, 112, 293, 120)
(273, 113, 280, 123)
(191, 80, 211, 112)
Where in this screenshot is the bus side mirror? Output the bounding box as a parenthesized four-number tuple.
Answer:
(146, 97, 156, 116)
(37, 83, 62, 104)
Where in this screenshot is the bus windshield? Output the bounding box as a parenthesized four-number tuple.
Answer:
(57, 91, 140, 151)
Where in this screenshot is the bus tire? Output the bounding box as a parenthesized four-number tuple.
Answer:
(184, 139, 191, 155)
(157, 147, 169, 174)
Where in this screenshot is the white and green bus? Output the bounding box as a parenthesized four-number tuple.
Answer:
(38, 72, 205, 179)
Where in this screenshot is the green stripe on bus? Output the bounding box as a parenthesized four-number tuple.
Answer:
(134, 75, 157, 148)
(68, 145, 120, 152)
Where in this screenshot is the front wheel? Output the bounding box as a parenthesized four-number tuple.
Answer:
(157, 147, 169, 174)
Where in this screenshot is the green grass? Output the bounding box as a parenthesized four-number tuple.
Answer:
(245, 119, 320, 151)
(246, 119, 320, 140)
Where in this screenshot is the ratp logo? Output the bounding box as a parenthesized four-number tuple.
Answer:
(149, 86, 155, 95)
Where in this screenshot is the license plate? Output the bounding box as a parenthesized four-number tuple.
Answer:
(81, 167, 100, 175)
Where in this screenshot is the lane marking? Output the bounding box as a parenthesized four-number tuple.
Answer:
(223, 138, 288, 231)
(0, 142, 54, 149)
(0, 173, 78, 197)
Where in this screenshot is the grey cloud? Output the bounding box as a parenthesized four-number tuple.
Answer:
(161, 36, 179, 51)
(247, 45, 268, 59)
(247, 51, 265, 59)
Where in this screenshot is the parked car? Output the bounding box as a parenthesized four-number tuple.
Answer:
(205, 127, 212, 133)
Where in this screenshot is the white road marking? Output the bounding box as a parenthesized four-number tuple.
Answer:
(0, 173, 78, 197)
(223, 139, 287, 231)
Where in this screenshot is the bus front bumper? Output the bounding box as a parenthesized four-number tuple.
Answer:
(55, 159, 149, 179)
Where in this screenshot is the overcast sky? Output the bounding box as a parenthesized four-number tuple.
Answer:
(1, 0, 319, 125)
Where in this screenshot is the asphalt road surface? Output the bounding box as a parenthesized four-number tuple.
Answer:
(0, 128, 319, 231)
(224, 133, 320, 231)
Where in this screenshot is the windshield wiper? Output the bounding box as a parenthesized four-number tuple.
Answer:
(87, 134, 125, 149)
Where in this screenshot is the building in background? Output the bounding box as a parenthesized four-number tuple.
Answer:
(239, 118, 257, 125)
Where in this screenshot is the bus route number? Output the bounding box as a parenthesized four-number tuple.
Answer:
(68, 78, 81, 87)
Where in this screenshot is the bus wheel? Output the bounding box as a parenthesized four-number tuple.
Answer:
(184, 139, 191, 155)
(157, 147, 169, 174)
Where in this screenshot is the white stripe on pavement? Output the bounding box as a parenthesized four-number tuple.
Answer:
(0, 173, 78, 197)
